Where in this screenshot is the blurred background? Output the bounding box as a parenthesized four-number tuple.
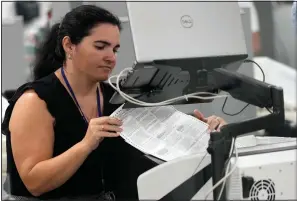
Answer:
(1, 1, 296, 198)
(1, 1, 296, 95)
(1, 1, 296, 91)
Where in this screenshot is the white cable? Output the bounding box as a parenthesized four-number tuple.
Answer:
(217, 138, 235, 200)
(204, 142, 238, 200)
(110, 69, 224, 105)
(108, 68, 229, 106)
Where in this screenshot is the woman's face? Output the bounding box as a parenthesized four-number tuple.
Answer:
(71, 23, 120, 81)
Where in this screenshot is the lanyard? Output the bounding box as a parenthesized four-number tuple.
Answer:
(61, 67, 102, 123)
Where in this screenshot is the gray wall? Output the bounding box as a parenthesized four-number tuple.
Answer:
(254, 2, 296, 69)
(2, 17, 29, 92)
(272, 4, 296, 69)
(254, 2, 275, 59)
(50, 2, 72, 26)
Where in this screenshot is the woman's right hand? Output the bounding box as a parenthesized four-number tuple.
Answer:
(82, 117, 123, 151)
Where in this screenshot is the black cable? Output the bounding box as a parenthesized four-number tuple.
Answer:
(245, 59, 273, 114)
(244, 59, 265, 82)
(221, 97, 250, 116)
(191, 151, 208, 177)
(265, 107, 273, 114)
(221, 59, 273, 116)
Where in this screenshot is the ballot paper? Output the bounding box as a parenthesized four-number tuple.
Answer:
(110, 104, 210, 161)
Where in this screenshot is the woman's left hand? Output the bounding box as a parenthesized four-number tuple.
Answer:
(193, 109, 227, 132)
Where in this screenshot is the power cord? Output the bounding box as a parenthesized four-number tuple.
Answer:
(222, 138, 237, 172)
(217, 137, 237, 200)
(221, 59, 273, 116)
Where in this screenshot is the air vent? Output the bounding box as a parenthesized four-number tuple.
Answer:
(249, 179, 276, 201)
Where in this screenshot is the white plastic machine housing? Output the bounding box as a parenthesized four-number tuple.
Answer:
(226, 141, 297, 200)
(137, 139, 297, 201)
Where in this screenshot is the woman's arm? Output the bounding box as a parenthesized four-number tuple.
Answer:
(9, 90, 93, 197)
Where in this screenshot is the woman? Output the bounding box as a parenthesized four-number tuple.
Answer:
(2, 5, 226, 200)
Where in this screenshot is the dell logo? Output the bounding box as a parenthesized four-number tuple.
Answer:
(180, 15, 193, 28)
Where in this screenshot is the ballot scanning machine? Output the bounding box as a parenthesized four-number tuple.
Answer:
(109, 2, 297, 201)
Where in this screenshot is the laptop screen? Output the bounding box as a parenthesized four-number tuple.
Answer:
(126, 2, 247, 63)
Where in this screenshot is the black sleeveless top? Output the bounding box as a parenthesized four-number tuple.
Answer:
(1, 73, 155, 200)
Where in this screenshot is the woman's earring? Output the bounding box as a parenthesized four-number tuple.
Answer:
(68, 54, 72, 60)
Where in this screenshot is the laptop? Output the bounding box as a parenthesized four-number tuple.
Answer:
(126, 1, 247, 64)
(109, 2, 248, 106)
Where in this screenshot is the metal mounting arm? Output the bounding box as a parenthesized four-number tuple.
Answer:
(206, 69, 285, 201)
